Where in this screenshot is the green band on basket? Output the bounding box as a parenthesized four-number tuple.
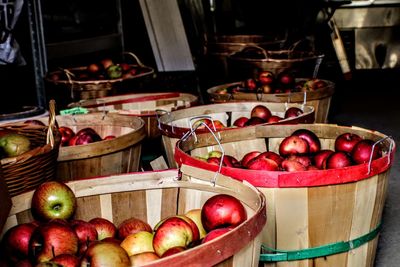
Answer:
(260, 223, 382, 262)
(60, 107, 88, 115)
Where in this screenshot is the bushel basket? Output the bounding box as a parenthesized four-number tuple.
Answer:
(158, 101, 315, 168)
(0, 102, 61, 197)
(2, 167, 266, 267)
(175, 123, 395, 266)
(39, 112, 146, 182)
(207, 78, 335, 123)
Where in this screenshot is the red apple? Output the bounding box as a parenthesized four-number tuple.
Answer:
(247, 157, 279, 171)
(192, 118, 213, 129)
(201, 194, 247, 232)
(31, 181, 77, 221)
(207, 157, 222, 166)
(277, 72, 295, 88)
(284, 107, 304, 118)
(267, 115, 283, 123)
(307, 165, 319, 171)
(334, 133, 363, 153)
(51, 254, 80, 267)
(325, 151, 353, 169)
(222, 155, 241, 168)
(29, 221, 79, 263)
(281, 159, 307, 172)
(117, 217, 152, 240)
(245, 117, 266, 126)
(119, 63, 131, 72)
(302, 78, 327, 91)
(185, 209, 207, 239)
(279, 135, 309, 156)
(201, 227, 233, 244)
(233, 117, 249, 127)
(103, 135, 116, 140)
(291, 129, 321, 153)
(100, 59, 114, 70)
(250, 105, 272, 121)
(241, 151, 261, 168)
(176, 215, 200, 243)
(258, 71, 274, 85)
(244, 78, 258, 91)
(88, 217, 117, 240)
(120, 231, 154, 256)
(70, 219, 98, 244)
(256, 151, 284, 166)
(58, 127, 75, 146)
(152, 217, 194, 257)
(161, 246, 185, 258)
(130, 252, 160, 266)
(80, 241, 130, 267)
(70, 128, 102, 146)
(2, 222, 38, 262)
(287, 154, 312, 167)
(87, 63, 101, 74)
(351, 139, 382, 164)
(313, 149, 334, 169)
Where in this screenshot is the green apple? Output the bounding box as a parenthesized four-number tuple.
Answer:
(31, 181, 77, 221)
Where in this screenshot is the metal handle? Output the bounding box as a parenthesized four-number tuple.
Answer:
(123, 52, 145, 67)
(236, 45, 269, 59)
(181, 121, 225, 186)
(156, 109, 174, 133)
(188, 115, 221, 142)
(367, 136, 395, 175)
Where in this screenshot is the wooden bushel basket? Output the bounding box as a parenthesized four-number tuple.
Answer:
(158, 101, 315, 168)
(0, 102, 61, 197)
(68, 92, 199, 139)
(175, 124, 395, 266)
(207, 78, 335, 123)
(2, 167, 266, 267)
(40, 112, 146, 182)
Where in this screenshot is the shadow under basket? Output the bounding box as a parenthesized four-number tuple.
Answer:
(2, 167, 266, 267)
(175, 123, 395, 266)
(0, 123, 61, 197)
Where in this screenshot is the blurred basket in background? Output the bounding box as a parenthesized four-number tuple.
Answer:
(45, 52, 155, 104)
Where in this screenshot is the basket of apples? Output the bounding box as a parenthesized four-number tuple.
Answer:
(0, 100, 61, 197)
(38, 112, 146, 182)
(158, 102, 315, 168)
(0, 166, 266, 266)
(175, 123, 395, 265)
(45, 52, 155, 101)
(68, 92, 199, 140)
(207, 71, 335, 123)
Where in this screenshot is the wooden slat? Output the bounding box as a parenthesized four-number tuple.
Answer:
(111, 191, 148, 227)
(276, 188, 310, 267)
(347, 176, 378, 266)
(308, 183, 356, 266)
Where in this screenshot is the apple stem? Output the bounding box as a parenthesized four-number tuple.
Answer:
(51, 245, 56, 258)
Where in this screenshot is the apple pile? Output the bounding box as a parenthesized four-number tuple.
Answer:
(58, 126, 115, 147)
(48, 58, 149, 82)
(193, 105, 304, 130)
(198, 129, 383, 171)
(214, 70, 328, 95)
(0, 181, 247, 266)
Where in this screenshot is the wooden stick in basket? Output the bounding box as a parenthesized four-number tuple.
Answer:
(46, 100, 56, 148)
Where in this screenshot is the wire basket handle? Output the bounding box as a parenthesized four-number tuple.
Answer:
(123, 52, 145, 67)
(46, 100, 57, 148)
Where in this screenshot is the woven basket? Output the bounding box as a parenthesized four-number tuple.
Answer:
(45, 52, 155, 101)
(0, 101, 61, 197)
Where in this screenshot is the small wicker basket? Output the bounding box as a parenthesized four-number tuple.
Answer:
(0, 100, 61, 197)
